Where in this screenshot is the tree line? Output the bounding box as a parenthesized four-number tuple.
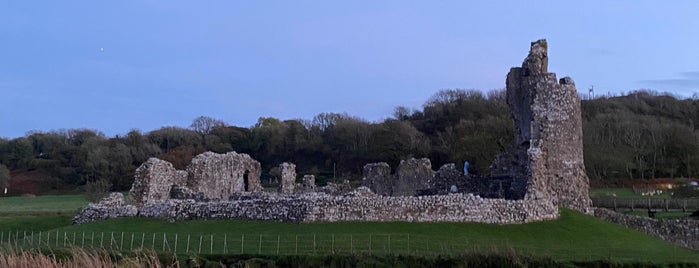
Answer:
(1, 89, 698, 193)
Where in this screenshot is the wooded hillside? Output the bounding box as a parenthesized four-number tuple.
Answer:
(1, 89, 696, 193)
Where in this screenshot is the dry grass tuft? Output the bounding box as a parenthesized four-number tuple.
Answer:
(0, 247, 178, 268)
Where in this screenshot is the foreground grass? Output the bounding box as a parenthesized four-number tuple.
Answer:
(1, 194, 697, 263)
(36, 209, 696, 263)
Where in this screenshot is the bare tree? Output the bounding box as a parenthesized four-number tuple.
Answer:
(190, 116, 226, 135)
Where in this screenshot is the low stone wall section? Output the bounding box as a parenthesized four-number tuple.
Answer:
(73, 193, 137, 224)
(594, 208, 699, 250)
(79, 188, 558, 224)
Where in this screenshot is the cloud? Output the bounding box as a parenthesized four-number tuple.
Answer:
(640, 71, 699, 89)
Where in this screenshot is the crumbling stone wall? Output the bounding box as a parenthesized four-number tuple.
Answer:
(278, 162, 296, 194)
(393, 158, 435, 196)
(493, 39, 592, 212)
(594, 208, 699, 250)
(73, 193, 137, 224)
(126, 158, 187, 207)
(126, 151, 262, 208)
(361, 162, 393, 196)
(302, 175, 316, 192)
(134, 190, 558, 224)
(186, 151, 262, 200)
(362, 158, 436, 196)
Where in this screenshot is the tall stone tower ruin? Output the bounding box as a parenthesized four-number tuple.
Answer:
(496, 39, 592, 212)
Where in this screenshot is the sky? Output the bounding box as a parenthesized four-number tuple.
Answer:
(2, 1, 699, 138)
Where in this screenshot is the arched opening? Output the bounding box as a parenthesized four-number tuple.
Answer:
(243, 170, 250, 192)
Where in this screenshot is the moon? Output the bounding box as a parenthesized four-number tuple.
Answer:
(100, 48, 104, 52)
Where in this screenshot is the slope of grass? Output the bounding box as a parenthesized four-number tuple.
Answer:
(41, 209, 698, 263)
(1, 194, 697, 263)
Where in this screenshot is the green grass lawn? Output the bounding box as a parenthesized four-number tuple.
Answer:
(1, 194, 698, 264)
(0, 194, 89, 215)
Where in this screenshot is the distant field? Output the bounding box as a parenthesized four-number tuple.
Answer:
(590, 187, 672, 198)
(0, 194, 89, 216)
(1, 194, 698, 264)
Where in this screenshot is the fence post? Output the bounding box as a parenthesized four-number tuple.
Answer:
(100, 232, 104, 248)
(210, 234, 213, 254)
(152, 233, 156, 250)
(163, 233, 167, 252)
(56, 230, 59, 247)
(91, 232, 95, 248)
(22, 231, 26, 247)
(331, 234, 334, 254)
(350, 234, 353, 255)
(313, 233, 316, 255)
(613, 198, 617, 211)
(631, 199, 634, 211)
(130, 233, 134, 251)
(295, 235, 298, 255)
(120, 232, 124, 250)
(277, 235, 280, 254)
(407, 234, 410, 254)
(369, 234, 372, 255)
(82, 232, 85, 247)
(388, 234, 391, 254)
(141, 233, 145, 249)
(258, 234, 262, 254)
(186, 235, 190, 253)
(110, 232, 114, 250)
(174, 233, 178, 254)
(198, 235, 202, 254)
(223, 233, 227, 254)
(241, 234, 244, 254)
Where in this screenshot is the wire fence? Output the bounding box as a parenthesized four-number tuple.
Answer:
(0, 230, 696, 262)
(592, 197, 699, 211)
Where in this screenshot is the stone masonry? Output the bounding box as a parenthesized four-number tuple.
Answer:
(126, 158, 187, 208)
(493, 39, 592, 212)
(126, 151, 262, 208)
(187, 151, 262, 200)
(278, 162, 296, 194)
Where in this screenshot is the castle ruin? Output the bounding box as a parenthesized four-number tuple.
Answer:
(74, 39, 589, 225)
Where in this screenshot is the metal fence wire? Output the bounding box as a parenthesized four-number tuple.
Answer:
(0, 230, 695, 262)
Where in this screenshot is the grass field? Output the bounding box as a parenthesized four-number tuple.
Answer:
(0, 194, 88, 216)
(1, 194, 698, 264)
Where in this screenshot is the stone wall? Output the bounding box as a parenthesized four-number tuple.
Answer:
(126, 158, 187, 207)
(187, 152, 262, 199)
(135, 189, 558, 224)
(302, 175, 316, 192)
(493, 39, 592, 212)
(73, 193, 137, 224)
(126, 151, 262, 208)
(393, 158, 435, 196)
(361, 162, 393, 196)
(594, 208, 699, 250)
(362, 158, 436, 196)
(278, 162, 296, 194)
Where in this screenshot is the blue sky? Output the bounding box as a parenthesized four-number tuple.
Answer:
(2, 1, 698, 138)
